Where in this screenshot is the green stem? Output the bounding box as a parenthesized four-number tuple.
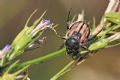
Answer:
(18, 48, 66, 69)
(50, 61, 74, 80)
(13, 65, 30, 76)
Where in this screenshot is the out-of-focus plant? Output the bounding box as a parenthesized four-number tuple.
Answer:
(0, 9, 60, 80)
(1, 0, 120, 80)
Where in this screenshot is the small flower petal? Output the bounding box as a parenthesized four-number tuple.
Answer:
(0, 44, 11, 59)
(41, 19, 51, 26)
(31, 19, 52, 36)
(2, 44, 11, 54)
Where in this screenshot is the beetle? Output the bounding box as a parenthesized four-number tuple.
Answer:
(61, 0, 120, 61)
(63, 11, 91, 60)
(52, 10, 91, 60)
(52, 11, 93, 60)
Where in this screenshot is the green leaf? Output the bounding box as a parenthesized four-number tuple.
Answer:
(105, 12, 120, 24)
(88, 39, 108, 51)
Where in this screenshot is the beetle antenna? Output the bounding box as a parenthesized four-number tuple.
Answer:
(66, 8, 72, 29)
(67, 8, 72, 22)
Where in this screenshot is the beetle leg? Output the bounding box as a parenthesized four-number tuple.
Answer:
(47, 24, 66, 40)
(73, 53, 88, 66)
(72, 53, 80, 60)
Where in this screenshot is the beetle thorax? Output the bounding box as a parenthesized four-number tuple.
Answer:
(66, 36, 80, 50)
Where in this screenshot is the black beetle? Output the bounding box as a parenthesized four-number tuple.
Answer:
(65, 14, 90, 60)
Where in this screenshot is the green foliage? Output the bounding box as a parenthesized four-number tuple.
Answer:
(105, 12, 120, 24)
(1, 10, 120, 80)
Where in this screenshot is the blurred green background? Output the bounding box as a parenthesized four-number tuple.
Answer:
(0, 0, 120, 80)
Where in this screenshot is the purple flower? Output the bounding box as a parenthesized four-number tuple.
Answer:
(35, 19, 51, 29)
(31, 19, 52, 36)
(41, 19, 51, 26)
(0, 44, 11, 59)
(2, 44, 11, 54)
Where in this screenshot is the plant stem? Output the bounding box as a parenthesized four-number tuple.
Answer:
(18, 48, 66, 69)
(50, 61, 74, 80)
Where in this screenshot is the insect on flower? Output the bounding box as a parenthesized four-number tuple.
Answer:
(64, 12, 90, 60)
(64, 0, 120, 60)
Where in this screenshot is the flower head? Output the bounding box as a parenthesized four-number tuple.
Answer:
(0, 44, 11, 59)
(31, 19, 52, 37)
(2, 44, 11, 54)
